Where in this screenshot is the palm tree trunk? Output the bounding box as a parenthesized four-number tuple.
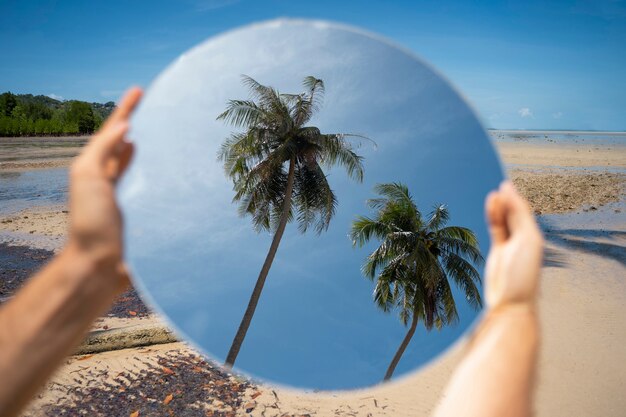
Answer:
(225, 157, 297, 367)
(383, 310, 418, 381)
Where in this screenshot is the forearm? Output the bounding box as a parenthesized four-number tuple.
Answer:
(433, 307, 539, 417)
(0, 244, 126, 417)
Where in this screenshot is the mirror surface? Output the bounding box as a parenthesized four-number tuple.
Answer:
(119, 19, 504, 390)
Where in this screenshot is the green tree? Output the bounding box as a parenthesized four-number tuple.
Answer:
(0, 92, 17, 117)
(350, 183, 484, 381)
(10, 105, 26, 121)
(0, 92, 117, 136)
(0, 117, 10, 136)
(218, 75, 366, 366)
(66, 101, 96, 134)
(23, 101, 53, 121)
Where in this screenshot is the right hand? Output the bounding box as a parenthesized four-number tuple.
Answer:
(484, 181, 543, 310)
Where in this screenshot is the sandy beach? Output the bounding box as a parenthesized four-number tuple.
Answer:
(0, 136, 88, 172)
(1, 133, 624, 416)
(497, 141, 626, 169)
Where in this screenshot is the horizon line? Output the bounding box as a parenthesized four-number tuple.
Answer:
(487, 128, 626, 134)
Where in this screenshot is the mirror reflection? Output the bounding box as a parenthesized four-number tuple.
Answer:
(119, 19, 504, 390)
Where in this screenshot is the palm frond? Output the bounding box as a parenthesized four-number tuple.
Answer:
(372, 183, 420, 222)
(241, 75, 279, 105)
(438, 226, 480, 248)
(314, 133, 364, 182)
(435, 276, 460, 327)
(216, 100, 266, 128)
(362, 240, 394, 279)
(350, 216, 392, 247)
(442, 252, 483, 309)
(372, 275, 395, 312)
(425, 204, 449, 232)
(373, 182, 411, 204)
(302, 76, 325, 112)
(293, 161, 337, 234)
(437, 233, 484, 266)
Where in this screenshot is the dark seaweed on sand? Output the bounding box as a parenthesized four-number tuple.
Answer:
(0, 243, 150, 318)
(39, 352, 255, 417)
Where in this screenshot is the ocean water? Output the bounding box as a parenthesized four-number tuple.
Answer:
(490, 130, 626, 146)
(0, 169, 68, 215)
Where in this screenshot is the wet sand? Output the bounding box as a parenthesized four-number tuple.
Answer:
(1, 134, 624, 416)
(0, 136, 88, 171)
(497, 141, 626, 169)
(0, 205, 68, 251)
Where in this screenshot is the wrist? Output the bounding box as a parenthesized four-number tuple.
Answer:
(470, 303, 539, 349)
(61, 242, 127, 294)
(65, 236, 121, 267)
(487, 302, 537, 318)
(484, 303, 539, 333)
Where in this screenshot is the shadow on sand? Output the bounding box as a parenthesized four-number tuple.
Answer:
(544, 228, 626, 268)
(543, 246, 568, 268)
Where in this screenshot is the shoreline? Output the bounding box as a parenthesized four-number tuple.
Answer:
(2, 133, 626, 171)
(490, 129, 626, 135)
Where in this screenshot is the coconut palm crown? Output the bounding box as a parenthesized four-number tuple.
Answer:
(218, 75, 365, 366)
(350, 182, 484, 380)
(218, 75, 364, 234)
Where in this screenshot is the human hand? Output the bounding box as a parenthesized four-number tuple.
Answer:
(484, 181, 543, 311)
(67, 88, 142, 286)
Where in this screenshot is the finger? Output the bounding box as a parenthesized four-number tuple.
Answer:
(500, 181, 536, 234)
(102, 135, 134, 181)
(486, 190, 508, 245)
(102, 87, 143, 129)
(89, 121, 129, 163)
(115, 141, 135, 181)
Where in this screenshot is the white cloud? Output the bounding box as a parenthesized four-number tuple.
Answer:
(518, 107, 533, 118)
(552, 111, 563, 119)
(47, 93, 64, 101)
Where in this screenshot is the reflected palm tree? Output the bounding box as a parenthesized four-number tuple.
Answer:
(218, 75, 365, 366)
(350, 183, 483, 380)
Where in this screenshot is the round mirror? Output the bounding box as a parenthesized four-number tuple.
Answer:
(119, 19, 504, 390)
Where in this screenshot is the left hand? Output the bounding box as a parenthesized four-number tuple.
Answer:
(67, 87, 143, 287)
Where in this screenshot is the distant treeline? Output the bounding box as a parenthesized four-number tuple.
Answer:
(0, 92, 115, 137)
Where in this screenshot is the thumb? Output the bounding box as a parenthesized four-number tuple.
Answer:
(486, 190, 508, 246)
(500, 181, 536, 235)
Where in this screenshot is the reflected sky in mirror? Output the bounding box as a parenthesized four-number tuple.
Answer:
(119, 19, 504, 390)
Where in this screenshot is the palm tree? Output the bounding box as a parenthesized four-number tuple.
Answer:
(350, 182, 483, 381)
(218, 75, 365, 366)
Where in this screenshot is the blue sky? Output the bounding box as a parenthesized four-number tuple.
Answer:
(1, 0, 625, 130)
(118, 20, 503, 390)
